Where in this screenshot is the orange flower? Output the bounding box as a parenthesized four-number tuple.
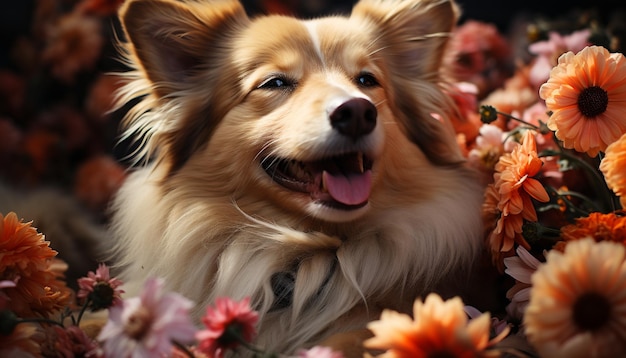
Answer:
(600, 133, 626, 209)
(0, 322, 41, 356)
(0, 212, 71, 318)
(524, 239, 626, 357)
(539, 46, 626, 157)
(483, 131, 549, 259)
(365, 293, 508, 357)
(559, 212, 626, 244)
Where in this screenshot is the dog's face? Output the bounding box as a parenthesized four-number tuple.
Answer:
(119, 0, 465, 223)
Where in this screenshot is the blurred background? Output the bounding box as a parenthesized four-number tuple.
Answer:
(0, 0, 624, 283)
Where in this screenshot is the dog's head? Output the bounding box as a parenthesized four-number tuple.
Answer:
(118, 0, 465, 223)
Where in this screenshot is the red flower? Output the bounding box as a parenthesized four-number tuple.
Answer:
(196, 297, 259, 358)
(77, 263, 124, 310)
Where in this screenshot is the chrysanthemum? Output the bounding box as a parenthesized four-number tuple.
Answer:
(558, 212, 626, 244)
(503, 246, 543, 320)
(77, 263, 124, 310)
(600, 133, 626, 208)
(524, 239, 626, 357)
(0, 321, 41, 357)
(539, 46, 626, 157)
(483, 131, 550, 260)
(494, 130, 550, 218)
(98, 277, 196, 357)
(196, 297, 259, 358)
(364, 293, 508, 357)
(0, 212, 71, 318)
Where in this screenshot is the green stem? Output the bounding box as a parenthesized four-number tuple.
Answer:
(496, 110, 545, 132)
(19, 317, 65, 328)
(539, 149, 616, 213)
(75, 297, 91, 326)
(171, 340, 195, 358)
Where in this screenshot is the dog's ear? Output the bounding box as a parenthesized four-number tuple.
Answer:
(352, 0, 465, 165)
(119, 0, 248, 97)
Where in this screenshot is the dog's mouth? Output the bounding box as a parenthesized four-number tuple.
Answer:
(261, 152, 373, 210)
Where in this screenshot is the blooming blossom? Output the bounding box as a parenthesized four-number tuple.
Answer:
(0, 212, 71, 317)
(98, 277, 196, 358)
(77, 263, 124, 310)
(43, 325, 102, 358)
(539, 46, 626, 157)
(600, 133, 626, 208)
(503, 246, 543, 320)
(196, 297, 259, 358)
(556, 212, 626, 246)
(528, 29, 591, 88)
(483, 131, 550, 259)
(524, 239, 626, 357)
(364, 293, 508, 357)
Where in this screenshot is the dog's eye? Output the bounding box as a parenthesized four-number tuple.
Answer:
(356, 73, 379, 87)
(258, 76, 293, 89)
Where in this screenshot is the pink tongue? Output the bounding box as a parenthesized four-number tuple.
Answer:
(322, 170, 372, 205)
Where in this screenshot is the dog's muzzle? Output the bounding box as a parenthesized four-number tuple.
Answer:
(261, 152, 374, 210)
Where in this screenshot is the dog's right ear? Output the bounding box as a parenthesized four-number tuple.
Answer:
(119, 0, 248, 97)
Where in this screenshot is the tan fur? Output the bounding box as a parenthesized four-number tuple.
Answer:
(111, 0, 484, 355)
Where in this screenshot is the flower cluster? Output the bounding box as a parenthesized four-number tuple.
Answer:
(447, 10, 626, 357)
(0, 212, 342, 358)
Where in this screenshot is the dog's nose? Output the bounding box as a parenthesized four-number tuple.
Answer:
(330, 98, 377, 140)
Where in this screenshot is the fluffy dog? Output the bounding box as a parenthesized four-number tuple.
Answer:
(111, 0, 484, 355)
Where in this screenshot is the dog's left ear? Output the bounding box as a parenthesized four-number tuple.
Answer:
(352, 0, 465, 165)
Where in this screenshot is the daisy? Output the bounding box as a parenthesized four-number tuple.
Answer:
(98, 277, 196, 358)
(524, 238, 626, 357)
(503, 246, 543, 320)
(364, 293, 508, 357)
(600, 133, 626, 208)
(0, 212, 71, 318)
(558, 212, 626, 244)
(77, 263, 124, 310)
(539, 46, 626, 157)
(196, 297, 259, 358)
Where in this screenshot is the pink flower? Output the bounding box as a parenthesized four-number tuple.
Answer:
(297, 346, 344, 358)
(528, 29, 591, 88)
(98, 277, 196, 358)
(47, 325, 102, 358)
(503, 246, 543, 320)
(196, 297, 259, 358)
(77, 263, 124, 310)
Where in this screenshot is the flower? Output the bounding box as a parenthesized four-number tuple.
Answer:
(524, 239, 626, 357)
(600, 133, 626, 208)
(557, 212, 626, 245)
(364, 293, 508, 357)
(297, 346, 344, 358)
(42, 325, 102, 358)
(41, 11, 103, 83)
(539, 46, 626, 157)
(0, 321, 40, 357)
(528, 29, 591, 88)
(196, 297, 259, 358)
(77, 263, 124, 311)
(98, 277, 196, 358)
(503, 246, 543, 320)
(484, 130, 550, 259)
(0, 212, 71, 318)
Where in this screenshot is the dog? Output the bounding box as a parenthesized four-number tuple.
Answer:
(111, 0, 484, 355)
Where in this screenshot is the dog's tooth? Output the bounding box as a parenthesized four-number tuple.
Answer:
(321, 172, 327, 191)
(358, 153, 364, 173)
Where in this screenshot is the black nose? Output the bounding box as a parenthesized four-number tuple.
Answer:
(329, 98, 377, 140)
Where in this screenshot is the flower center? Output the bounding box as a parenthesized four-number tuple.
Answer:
(572, 292, 611, 331)
(427, 351, 457, 358)
(577, 86, 608, 117)
(123, 306, 153, 340)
